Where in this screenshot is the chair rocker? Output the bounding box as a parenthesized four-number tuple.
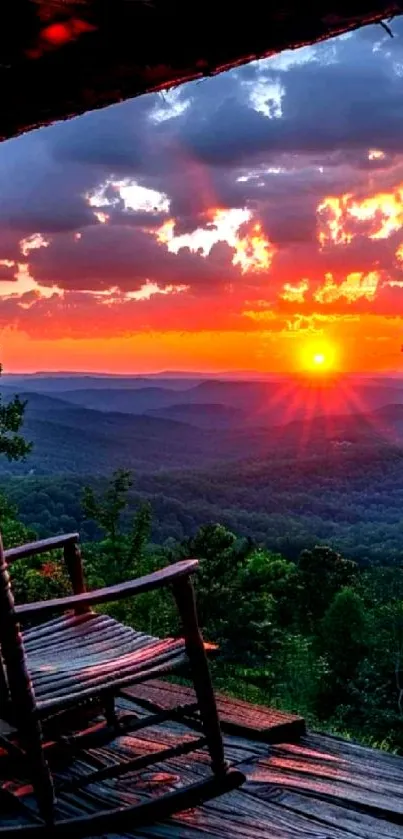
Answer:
(0, 532, 244, 836)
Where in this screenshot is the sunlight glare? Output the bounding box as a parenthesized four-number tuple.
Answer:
(300, 341, 339, 375)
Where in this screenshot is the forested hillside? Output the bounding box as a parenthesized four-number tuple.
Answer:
(1, 373, 403, 752)
(2, 473, 403, 754)
(2, 404, 403, 565)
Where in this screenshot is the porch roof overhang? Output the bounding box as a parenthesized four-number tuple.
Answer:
(1, 2, 402, 141)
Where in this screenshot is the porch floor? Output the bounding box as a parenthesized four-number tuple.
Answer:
(1, 680, 403, 837)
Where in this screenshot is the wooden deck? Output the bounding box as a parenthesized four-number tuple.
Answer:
(1, 681, 403, 837)
(125, 679, 306, 743)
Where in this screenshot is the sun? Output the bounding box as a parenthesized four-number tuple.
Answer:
(299, 341, 339, 375)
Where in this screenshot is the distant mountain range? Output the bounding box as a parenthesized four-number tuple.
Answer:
(0, 376, 402, 476)
(2, 370, 288, 382)
(3, 374, 403, 419)
(1, 375, 203, 392)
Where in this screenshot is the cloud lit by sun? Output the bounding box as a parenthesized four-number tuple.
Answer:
(368, 149, 385, 161)
(156, 209, 275, 273)
(87, 178, 171, 215)
(317, 185, 403, 246)
(314, 271, 380, 304)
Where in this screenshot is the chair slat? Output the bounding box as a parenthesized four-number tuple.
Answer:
(23, 611, 95, 641)
(37, 651, 188, 711)
(20, 614, 187, 715)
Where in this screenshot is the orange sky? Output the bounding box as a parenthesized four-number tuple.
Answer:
(1, 26, 403, 375)
(2, 317, 402, 375)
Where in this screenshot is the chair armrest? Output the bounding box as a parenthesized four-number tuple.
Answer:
(5, 533, 79, 564)
(15, 559, 199, 621)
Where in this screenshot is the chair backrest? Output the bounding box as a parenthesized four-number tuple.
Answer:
(0, 545, 10, 713)
(0, 533, 36, 722)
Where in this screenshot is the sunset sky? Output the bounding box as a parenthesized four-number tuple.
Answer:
(1, 21, 403, 374)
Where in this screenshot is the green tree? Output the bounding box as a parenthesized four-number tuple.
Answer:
(129, 502, 153, 576)
(0, 366, 32, 461)
(271, 633, 328, 717)
(82, 469, 133, 547)
(0, 492, 35, 549)
(174, 525, 275, 672)
(298, 545, 357, 627)
(246, 549, 300, 628)
(0, 492, 70, 604)
(319, 587, 368, 715)
(81, 471, 173, 634)
(82, 470, 153, 585)
(177, 524, 246, 636)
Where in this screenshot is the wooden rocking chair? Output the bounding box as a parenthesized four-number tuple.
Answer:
(0, 532, 244, 836)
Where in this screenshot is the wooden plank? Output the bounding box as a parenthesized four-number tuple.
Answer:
(248, 737, 403, 826)
(0, 699, 403, 838)
(53, 726, 403, 838)
(123, 679, 306, 744)
(247, 786, 403, 839)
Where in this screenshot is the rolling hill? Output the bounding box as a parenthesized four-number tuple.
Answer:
(23, 377, 403, 425)
(1, 387, 403, 477)
(145, 403, 246, 429)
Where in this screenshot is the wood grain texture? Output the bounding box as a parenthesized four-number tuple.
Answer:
(0, 691, 401, 837)
(1, 531, 401, 835)
(21, 613, 188, 713)
(246, 733, 403, 832)
(123, 679, 306, 743)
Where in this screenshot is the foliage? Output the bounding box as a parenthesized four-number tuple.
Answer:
(270, 633, 329, 717)
(0, 492, 35, 549)
(0, 366, 32, 462)
(0, 491, 70, 605)
(82, 470, 175, 635)
(4, 439, 403, 568)
(82, 470, 153, 584)
(318, 587, 368, 713)
(82, 470, 133, 547)
(298, 546, 357, 627)
(3, 463, 403, 753)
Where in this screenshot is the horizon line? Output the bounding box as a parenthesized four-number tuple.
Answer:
(2, 369, 402, 378)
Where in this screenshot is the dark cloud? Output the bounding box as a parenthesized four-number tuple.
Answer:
(0, 230, 24, 262)
(178, 52, 403, 167)
(48, 95, 155, 170)
(0, 135, 96, 233)
(0, 19, 403, 337)
(28, 224, 237, 291)
(0, 263, 15, 281)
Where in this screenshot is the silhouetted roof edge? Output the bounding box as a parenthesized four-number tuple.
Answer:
(1, 2, 401, 140)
